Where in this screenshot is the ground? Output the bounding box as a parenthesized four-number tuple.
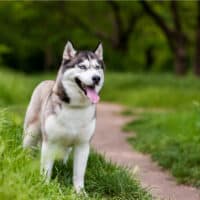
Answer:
(92, 103, 200, 200)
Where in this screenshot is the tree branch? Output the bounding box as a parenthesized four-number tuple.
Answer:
(140, 0, 176, 50)
(140, 1, 173, 39)
(107, 0, 123, 41)
(170, 1, 182, 32)
(124, 12, 140, 38)
(170, 1, 188, 44)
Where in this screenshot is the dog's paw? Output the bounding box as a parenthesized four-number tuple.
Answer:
(75, 187, 88, 197)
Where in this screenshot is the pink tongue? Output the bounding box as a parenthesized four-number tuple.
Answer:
(86, 88, 100, 104)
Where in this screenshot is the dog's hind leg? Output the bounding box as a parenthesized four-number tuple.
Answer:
(23, 120, 41, 149)
(63, 147, 72, 165)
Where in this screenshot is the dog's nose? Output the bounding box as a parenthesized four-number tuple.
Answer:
(92, 75, 101, 85)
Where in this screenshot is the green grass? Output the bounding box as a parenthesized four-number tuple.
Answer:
(0, 67, 53, 106)
(102, 72, 200, 110)
(124, 108, 200, 187)
(0, 68, 152, 200)
(1, 69, 200, 110)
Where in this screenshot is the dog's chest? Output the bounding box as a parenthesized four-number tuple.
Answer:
(45, 104, 96, 145)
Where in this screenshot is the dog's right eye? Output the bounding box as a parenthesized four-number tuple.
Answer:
(79, 65, 87, 70)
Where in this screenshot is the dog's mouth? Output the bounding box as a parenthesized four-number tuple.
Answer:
(75, 77, 100, 104)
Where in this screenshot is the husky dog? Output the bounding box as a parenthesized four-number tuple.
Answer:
(23, 41, 105, 193)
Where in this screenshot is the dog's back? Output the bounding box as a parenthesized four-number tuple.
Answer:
(23, 80, 54, 148)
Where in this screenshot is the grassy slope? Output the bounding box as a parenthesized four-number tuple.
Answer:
(0, 68, 53, 106)
(0, 68, 152, 200)
(124, 110, 200, 187)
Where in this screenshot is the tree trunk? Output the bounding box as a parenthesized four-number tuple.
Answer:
(194, 29, 200, 76)
(140, 1, 188, 76)
(174, 46, 187, 75)
(194, 1, 200, 76)
(44, 47, 53, 72)
(114, 37, 129, 52)
(145, 46, 154, 71)
(173, 36, 187, 75)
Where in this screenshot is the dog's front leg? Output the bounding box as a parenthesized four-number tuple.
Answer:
(40, 142, 54, 183)
(73, 143, 90, 193)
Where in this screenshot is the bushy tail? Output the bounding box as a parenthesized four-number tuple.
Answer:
(23, 121, 41, 149)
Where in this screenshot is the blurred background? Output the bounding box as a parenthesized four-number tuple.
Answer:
(0, 0, 200, 75)
(1, 1, 200, 196)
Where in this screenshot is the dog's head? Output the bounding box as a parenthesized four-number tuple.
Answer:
(55, 41, 105, 106)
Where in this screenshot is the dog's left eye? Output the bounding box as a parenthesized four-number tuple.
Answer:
(79, 65, 87, 70)
(95, 65, 101, 69)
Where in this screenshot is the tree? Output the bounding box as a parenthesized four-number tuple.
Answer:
(0, 1, 73, 72)
(140, 0, 188, 75)
(0, 1, 198, 73)
(194, 1, 200, 76)
(68, 0, 141, 53)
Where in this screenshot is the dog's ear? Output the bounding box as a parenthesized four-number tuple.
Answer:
(63, 41, 77, 60)
(94, 43, 103, 60)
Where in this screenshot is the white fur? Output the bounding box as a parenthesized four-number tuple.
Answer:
(40, 103, 96, 192)
(73, 143, 90, 193)
(95, 43, 103, 60)
(62, 64, 104, 107)
(90, 59, 100, 67)
(63, 41, 77, 60)
(45, 104, 96, 145)
(78, 58, 100, 69)
(79, 59, 90, 68)
(23, 121, 41, 148)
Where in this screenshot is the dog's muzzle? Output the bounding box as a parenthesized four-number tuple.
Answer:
(75, 77, 100, 104)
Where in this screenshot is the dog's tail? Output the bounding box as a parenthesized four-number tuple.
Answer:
(23, 123, 41, 149)
(23, 81, 54, 149)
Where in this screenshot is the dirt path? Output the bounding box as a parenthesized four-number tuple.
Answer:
(92, 102, 200, 200)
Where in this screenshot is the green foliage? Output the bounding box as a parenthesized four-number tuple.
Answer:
(0, 67, 53, 106)
(0, 44, 10, 64)
(124, 108, 200, 187)
(0, 1, 198, 73)
(0, 1, 109, 72)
